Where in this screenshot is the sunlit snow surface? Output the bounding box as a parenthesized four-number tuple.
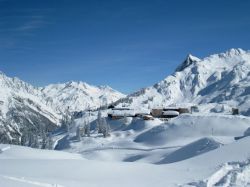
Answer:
(1, 114, 250, 187)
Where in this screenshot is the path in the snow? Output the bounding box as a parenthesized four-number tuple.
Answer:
(0, 175, 64, 187)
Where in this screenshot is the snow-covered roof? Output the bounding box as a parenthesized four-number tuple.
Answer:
(112, 108, 131, 111)
(162, 111, 179, 116)
(108, 110, 135, 117)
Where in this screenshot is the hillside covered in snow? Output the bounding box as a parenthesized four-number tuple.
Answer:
(0, 72, 60, 144)
(1, 114, 250, 187)
(115, 48, 250, 116)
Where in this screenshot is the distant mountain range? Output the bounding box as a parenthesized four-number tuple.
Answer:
(0, 72, 124, 144)
(41, 81, 125, 113)
(1, 48, 250, 144)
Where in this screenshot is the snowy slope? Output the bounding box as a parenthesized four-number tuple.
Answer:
(0, 72, 60, 144)
(41, 81, 125, 112)
(1, 136, 250, 187)
(115, 48, 250, 115)
(54, 113, 250, 165)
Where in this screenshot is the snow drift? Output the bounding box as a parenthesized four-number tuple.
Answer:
(157, 137, 221, 164)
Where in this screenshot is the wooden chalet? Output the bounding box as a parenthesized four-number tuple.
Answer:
(108, 108, 135, 120)
(150, 107, 190, 118)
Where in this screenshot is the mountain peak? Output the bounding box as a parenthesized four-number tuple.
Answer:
(115, 48, 250, 116)
(64, 81, 91, 89)
(187, 54, 200, 61)
(98, 85, 110, 89)
(226, 48, 245, 55)
(218, 48, 246, 58)
(175, 54, 200, 72)
(41, 79, 125, 112)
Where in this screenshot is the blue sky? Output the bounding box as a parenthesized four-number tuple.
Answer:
(0, 0, 250, 93)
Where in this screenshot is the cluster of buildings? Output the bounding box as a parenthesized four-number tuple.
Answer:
(107, 105, 240, 121)
(107, 106, 190, 121)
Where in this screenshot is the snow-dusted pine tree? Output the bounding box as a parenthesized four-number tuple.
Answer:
(101, 117, 110, 138)
(47, 135, 54, 150)
(61, 106, 73, 133)
(20, 130, 28, 146)
(84, 122, 90, 137)
(95, 110, 110, 137)
(76, 126, 82, 141)
(28, 133, 39, 148)
(96, 110, 102, 133)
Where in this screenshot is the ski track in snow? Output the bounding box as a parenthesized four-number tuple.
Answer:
(0, 175, 64, 187)
(207, 161, 250, 187)
(183, 160, 250, 187)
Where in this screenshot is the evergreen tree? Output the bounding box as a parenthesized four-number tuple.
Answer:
(20, 129, 28, 146)
(41, 134, 47, 149)
(33, 135, 39, 148)
(101, 117, 110, 138)
(76, 126, 82, 141)
(95, 110, 110, 137)
(81, 119, 90, 137)
(47, 134, 53, 150)
(61, 106, 73, 133)
(40, 128, 48, 149)
(61, 114, 70, 132)
(28, 133, 39, 148)
(96, 110, 102, 133)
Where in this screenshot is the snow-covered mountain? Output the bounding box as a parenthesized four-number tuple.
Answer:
(1, 48, 250, 144)
(115, 48, 250, 115)
(41, 81, 125, 112)
(0, 72, 125, 144)
(0, 72, 60, 144)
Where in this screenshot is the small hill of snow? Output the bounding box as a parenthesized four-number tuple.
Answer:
(1, 136, 250, 187)
(180, 137, 250, 187)
(53, 113, 250, 166)
(157, 137, 221, 164)
(134, 114, 250, 146)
